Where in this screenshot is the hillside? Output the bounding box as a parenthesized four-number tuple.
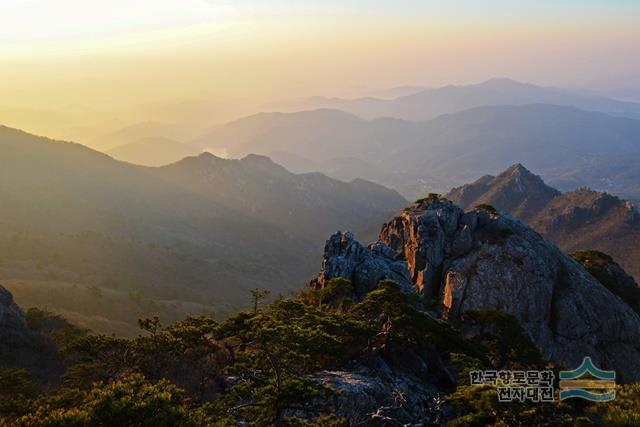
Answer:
(155, 153, 406, 242)
(0, 125, 403, 333)
(446, 164, 640, 280)
(3, 197, 640, 425)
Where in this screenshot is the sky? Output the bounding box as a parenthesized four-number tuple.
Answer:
(1, 0, 639, 142)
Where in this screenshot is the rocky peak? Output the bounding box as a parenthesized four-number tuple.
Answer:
(446, 164, 560, 222)
(313, 200, 640, 382)
(446, 165, 640, 281)
(379, 198, 469, 297)
(0, 284, 66, 382)
(505, 162, 529, 176)
(310, 231, 412, 298)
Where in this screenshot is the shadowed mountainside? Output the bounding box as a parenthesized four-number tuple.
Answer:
(154, 152, 407, 242)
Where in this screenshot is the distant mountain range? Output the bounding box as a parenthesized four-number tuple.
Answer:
(195, 104, 640, 201)
(269, 78, 640, 121)
(0, 125, 405, 333)
(446, 164, 640, 280)
(85, 79, 640, 204)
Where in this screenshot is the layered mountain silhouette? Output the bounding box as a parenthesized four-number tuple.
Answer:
(195, 104, 640, 200)
(446, 164, 640, 280)
(271, 78, 640, 121)
(0, 125, 405, 332)
(155, 152, 406, 242)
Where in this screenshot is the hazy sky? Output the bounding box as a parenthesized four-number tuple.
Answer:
(1, 0, 639, 141)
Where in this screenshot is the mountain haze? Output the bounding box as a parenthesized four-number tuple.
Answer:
(194, 104, 640, 200)
(107, 137, 201, 166)
(0, 125, 404, 333)
(272, 78, 640, 121)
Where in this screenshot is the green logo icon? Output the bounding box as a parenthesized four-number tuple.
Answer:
(559, 357, 616, 401)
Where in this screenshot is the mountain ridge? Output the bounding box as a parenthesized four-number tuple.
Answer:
(270, 78, 640, 121)
(193, 104, 640, 200)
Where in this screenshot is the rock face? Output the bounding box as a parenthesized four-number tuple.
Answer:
(317, 368, 440, 425)
(0, 285, 26, 332)
(310, 231, 412, 298)
(314, 199, 640, 382)
(571, 250, 640, 315)
(0, 284, 30, 367)
(0, 284, 64, 381)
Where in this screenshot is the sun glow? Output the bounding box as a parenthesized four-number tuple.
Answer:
(0, 1, 638, 144)
(0, 0, 241, 44)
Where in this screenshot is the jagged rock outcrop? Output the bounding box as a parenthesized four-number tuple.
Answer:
(0, 285, 26, 331)
(379, 198, 469, 297)
(310, 231, 412, 297)
(314, 199, 640, 382)
(317, 368, 440, 425)
(0, 284, 63, 381)
(0, 284, 30, 367)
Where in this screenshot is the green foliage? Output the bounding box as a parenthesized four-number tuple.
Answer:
(318, 278, 355, 311)
(17, 375, 195, 427)
(0, 368, 34, 397)
(0, 368, 34, 419)
(210, 299, 364, 424)
(63, 334, 131, 388)
(26, 308, 87, 349)
(6, 281, 640, 426)
(571, 250, 640, 314)
(250, 288, 271, 313)
(572, 249, 614, 264)
(415, 193, 443, 205)
(474, 204, 498, 215)
(352, 280, 476, 358)
(590, 384, 640, 426)
(62, 315, 226, 403)
(446, 385, 590, 427)
(462, 310, 545, 369)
